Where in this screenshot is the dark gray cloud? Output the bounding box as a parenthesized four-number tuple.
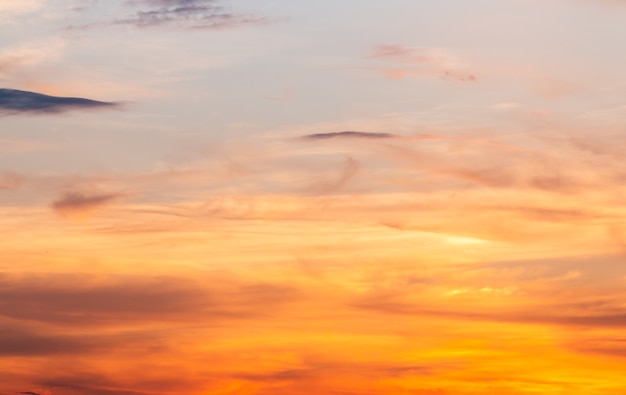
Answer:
(117, 0, 267, 29)
(301, 131, 395, 141)
(0, 89, 121, 115)
(51, 191, 123, 217)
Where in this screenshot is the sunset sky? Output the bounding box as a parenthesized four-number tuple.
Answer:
(2, 1, 626, 394)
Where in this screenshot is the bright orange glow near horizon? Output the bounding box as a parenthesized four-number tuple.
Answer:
(3, 0, 626, 394)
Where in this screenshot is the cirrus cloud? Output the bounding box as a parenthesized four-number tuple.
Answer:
(116, 0, 269, 30)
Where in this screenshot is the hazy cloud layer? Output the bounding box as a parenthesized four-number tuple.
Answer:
(0, 89, 120, 115)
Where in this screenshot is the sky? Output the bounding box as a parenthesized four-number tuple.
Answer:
(2, 0, 626, 394)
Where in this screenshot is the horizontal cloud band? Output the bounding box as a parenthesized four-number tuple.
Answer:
(0, 88, 121, 115)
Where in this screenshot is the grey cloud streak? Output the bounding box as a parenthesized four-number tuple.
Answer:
(51, 191, 124, 217)
(117, 0, 268, 29)
(0, 89, 121, 115)
(301, 131, 395, 141)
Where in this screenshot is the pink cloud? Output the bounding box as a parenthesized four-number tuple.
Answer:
(367, 44, 477, 82)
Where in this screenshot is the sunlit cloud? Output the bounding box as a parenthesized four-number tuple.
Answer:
(3, 0, 626, 394)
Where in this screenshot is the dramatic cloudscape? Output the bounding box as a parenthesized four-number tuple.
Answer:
(2, 1, 626, 394)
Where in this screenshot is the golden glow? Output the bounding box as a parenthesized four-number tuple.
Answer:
(3, 0, 626, 393)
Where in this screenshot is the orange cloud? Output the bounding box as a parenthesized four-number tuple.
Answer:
(3, 110, 626, 394)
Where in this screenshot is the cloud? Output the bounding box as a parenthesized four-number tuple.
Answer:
(0, 324, 116, 357)
(370, 44, 458, 64)
(51, 191, 123, 217)
(354, 294, 626, 329)
(439, 69, 477, 82)
(35, 372, 194, 395)
(368, 44, 477, 82)
(232, 369, 312, 382)
(304, 156, 361, 195)
(116, 0, 268, 29)
(301, 131, 395, 141)
(0, 89, 121, 115)
(0, 273, 297, 326)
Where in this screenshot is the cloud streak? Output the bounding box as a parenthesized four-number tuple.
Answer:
(368, 44, 477, 82)
(116, 0, 268, 29)
(301, 131, 395, 141)
(0, 273, 297, 326)
(0, 89, 121, 115)
(51, 192, 124, 218)
(0, 324, 115, 357)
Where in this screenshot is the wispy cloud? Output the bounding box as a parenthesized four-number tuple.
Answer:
(116, 0, 268, 29)
(368, 44, 477, 82)
(0, 89, 122, 115)
(51, 191, 124, 218)
(305, 156, 360, 194)
(301, 131, 395, 141)
(370, 44, 458, 64)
